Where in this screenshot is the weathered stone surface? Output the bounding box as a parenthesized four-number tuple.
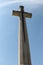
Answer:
(12, 6, 32, 65)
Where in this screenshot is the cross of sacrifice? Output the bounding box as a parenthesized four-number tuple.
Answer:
(12, 6, 32, 65)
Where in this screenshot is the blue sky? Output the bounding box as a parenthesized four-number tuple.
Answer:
(0, 0, 43, 65)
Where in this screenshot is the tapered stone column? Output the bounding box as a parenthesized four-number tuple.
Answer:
(18, 6, 31, 65)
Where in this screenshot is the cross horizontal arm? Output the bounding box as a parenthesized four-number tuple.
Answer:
(12, 10, 32, 18)
(24, 12, 32, 18)
(12, 10, 20, 16)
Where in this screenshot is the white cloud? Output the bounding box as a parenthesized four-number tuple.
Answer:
(0, 0, 43, 8)
(18, 0, 43, 4)
(0, 1, 21, 8)
(30, 0, 43, 4)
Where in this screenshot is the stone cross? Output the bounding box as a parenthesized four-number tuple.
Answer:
(12, 6, 32, 65)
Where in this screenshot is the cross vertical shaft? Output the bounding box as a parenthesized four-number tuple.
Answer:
(12, 6, 32, 65)
(20, 6, 25, 42)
